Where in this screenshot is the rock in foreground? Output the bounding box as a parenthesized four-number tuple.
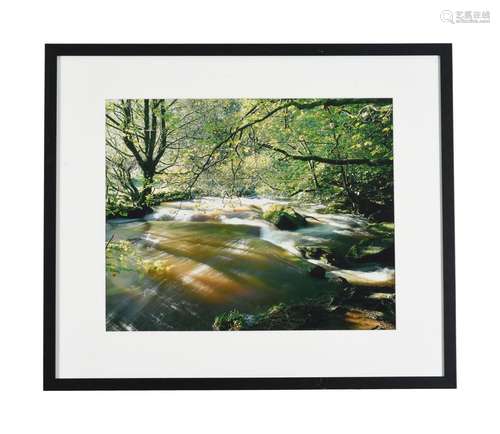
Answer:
(212, 286, 395, 331)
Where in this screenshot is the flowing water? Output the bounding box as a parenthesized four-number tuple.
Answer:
(106, 197, 395, 331)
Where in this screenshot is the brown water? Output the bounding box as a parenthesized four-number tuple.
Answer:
(106, 197, 395, 331)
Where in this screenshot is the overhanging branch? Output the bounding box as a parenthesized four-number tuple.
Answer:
(258, 142, 392, 166)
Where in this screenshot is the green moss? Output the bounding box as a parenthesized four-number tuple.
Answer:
(250, 302, 328, 330)
(316, 201, 352, 215)
(346, 225, 394, 265)
(212, 288, 396, 331)
(150, 191, 193, 205)
(262, 205, 307, 230)
(212, 310, 248, 331)
(366, 222, 394, 238)
(212, 302, 330, 331)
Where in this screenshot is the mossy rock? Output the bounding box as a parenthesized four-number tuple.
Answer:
(212, 286, 396, 331)
(298, 245, 326, 260)
(346, 237, 394, 265)
(106, 205, 153, 219)
(297, 243, 350, 267)
(366, 222, 394, 238)
(262, 205, 307, 230)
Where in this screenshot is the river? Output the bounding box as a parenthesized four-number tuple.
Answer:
(106, 197, 395, 331)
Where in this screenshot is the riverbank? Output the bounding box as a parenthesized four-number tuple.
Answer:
(213, 286, 395, 331)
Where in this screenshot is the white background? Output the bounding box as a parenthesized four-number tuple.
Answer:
(57, 55, 442, 378)
(0, 0, 498, 433)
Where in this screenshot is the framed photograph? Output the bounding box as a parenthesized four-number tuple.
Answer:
(44, 44, 456, 390)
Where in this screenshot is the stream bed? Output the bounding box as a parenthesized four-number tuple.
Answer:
(106, 197, 395, 331)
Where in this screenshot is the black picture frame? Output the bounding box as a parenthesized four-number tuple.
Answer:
(44, 43, 456, 390)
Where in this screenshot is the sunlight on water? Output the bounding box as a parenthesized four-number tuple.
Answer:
(328, 267, 395, 288)
(106, 197, 395, 330)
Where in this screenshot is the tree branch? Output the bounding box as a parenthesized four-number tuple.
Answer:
(258, 142, 392, 166)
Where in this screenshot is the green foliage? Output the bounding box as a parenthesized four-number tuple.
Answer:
(106, 98, 394, 220)
(213, 299, 337, 331)
(106, 196, 135, 218)
(212, 310, 248, 331)
(212, 291, 396, 331)
(366, 222, 395, 238)
(106, 240, 139, 274)
(148, 191, 193, 205)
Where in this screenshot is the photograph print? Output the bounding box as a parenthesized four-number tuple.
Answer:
(105, 98, 395, 331)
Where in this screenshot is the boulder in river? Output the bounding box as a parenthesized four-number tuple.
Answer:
(262, 205, 307, 230)
(156, 213, 174, 221)
(347, 238, 394, 266)
(190, 213, 220, 222)
(298, 244, 347, 267)
(298, 245, 326, 260)
(346, 222, 395, 265)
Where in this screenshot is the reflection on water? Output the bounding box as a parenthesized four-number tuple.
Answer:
(106, 197, 395, 331)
